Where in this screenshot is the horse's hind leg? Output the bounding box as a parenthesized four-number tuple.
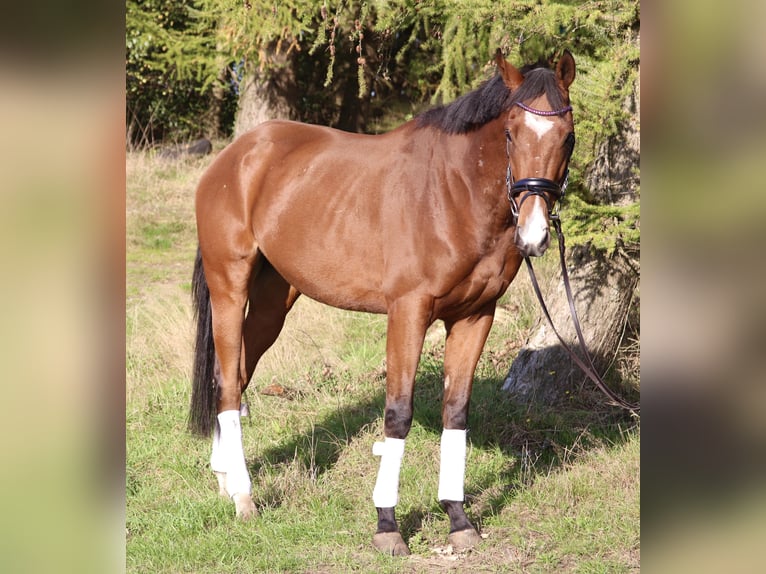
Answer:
(205, 250, 258, 519)
(211, 259, 300, 504)
(242, 260, 301, 387)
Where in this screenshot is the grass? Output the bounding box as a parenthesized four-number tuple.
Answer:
(126, 149, 639, 572)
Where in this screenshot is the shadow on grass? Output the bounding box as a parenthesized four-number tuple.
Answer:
(243, 350, 638, 538)
(246, 390, 386, 508)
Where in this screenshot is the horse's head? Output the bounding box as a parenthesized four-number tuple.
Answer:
(496, 50, 576, 257)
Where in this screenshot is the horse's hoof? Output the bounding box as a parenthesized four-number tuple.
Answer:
(372, 531, 411, 556)
(448, 528, 481, 551)
(232, 493, 257, 520)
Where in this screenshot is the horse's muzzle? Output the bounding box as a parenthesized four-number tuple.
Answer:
(515, 224, 550, 257)
(507, 177, 562, 257)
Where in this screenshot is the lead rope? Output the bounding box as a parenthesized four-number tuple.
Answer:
(524, 219, 640, 414)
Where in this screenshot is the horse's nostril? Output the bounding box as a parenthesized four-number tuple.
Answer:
(515, 228, 550, 258)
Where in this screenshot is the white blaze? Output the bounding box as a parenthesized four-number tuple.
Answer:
(524, 111, 554, 140)
(516, 196, 549, 248)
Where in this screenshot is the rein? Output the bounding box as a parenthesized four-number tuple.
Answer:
(523, 224, 640, 413)
(506, 101, 639, 414)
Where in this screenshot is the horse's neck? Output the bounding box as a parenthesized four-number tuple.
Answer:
(446, 119, 513, 225)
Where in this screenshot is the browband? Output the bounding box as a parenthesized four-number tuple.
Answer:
(515, 102, 572, 116)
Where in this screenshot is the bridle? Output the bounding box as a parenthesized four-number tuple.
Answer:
(505, 102, 572, 225)
(505, 101, 640, 414)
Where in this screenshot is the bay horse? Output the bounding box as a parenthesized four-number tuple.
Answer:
(190, 49, 576, 556)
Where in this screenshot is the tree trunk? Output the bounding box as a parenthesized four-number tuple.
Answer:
(502, 245, 639, 405)
(233, 53, 297, 138)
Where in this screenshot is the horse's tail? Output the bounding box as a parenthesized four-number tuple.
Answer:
(189, 246, 217, 437)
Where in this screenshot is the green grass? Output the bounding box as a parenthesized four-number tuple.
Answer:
(126, 150, 639, 572)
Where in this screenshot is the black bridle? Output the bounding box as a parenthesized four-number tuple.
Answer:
(507, 101, 639, 414)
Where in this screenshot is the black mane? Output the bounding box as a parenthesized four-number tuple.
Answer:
(416, 66, 567, 134)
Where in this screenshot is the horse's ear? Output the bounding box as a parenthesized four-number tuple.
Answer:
(556, 49, 576, 90)
(495, 48, 524, 90)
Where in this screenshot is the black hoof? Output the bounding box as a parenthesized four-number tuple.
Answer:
(372, 531, 411, 556)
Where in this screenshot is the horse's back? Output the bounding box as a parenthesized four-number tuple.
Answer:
(196, 120, 403, 312)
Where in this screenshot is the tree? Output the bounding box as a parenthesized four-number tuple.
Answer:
(187, 0, 446, 135)
(128, 0, 641, 142)
(126, 0, 237, 146)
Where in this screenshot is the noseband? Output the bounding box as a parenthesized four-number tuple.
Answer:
(505, 102, 573, 223)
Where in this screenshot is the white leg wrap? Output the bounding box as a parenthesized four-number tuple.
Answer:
(372, 437, 405, 508)
(211, 410, 251, 498)
(438, 429, 467, 502)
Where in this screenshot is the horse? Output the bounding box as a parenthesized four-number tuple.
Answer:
(189, 49, 576, 556)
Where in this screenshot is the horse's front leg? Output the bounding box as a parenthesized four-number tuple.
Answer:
(372, 296, 432, 556)
(439, 303, 496, 550)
